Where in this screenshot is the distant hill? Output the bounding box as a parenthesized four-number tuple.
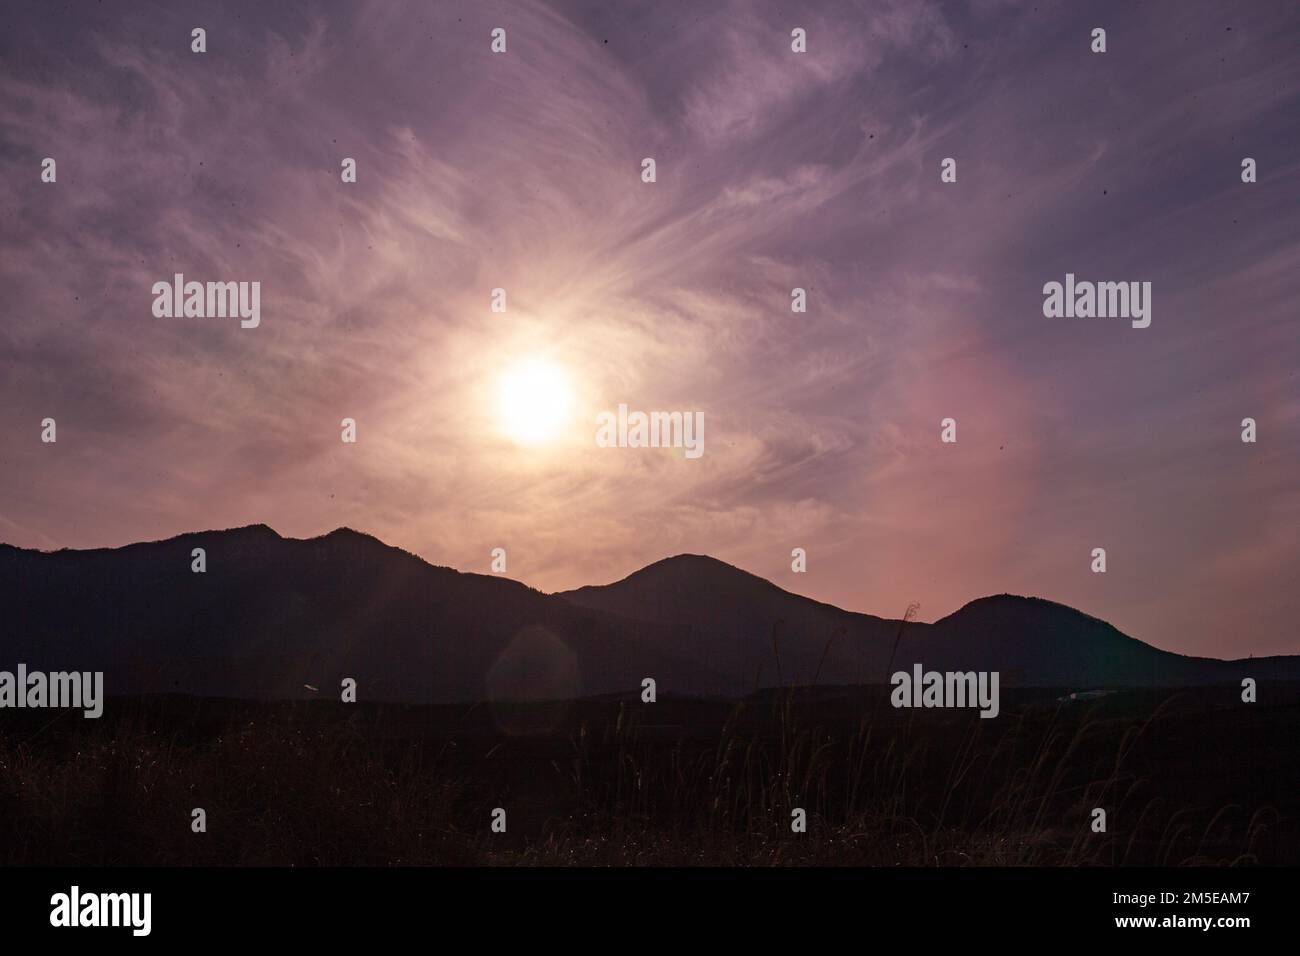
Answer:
(1, 527, 1296, 703)
(561, 555, 1300, 689)
(0, 526, 720, 703)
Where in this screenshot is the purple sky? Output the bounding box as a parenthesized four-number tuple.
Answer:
(2, 1, 1297, 658)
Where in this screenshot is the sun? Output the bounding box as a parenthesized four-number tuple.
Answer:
(496, 357, 575, 445)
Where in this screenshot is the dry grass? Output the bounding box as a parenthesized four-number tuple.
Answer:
(1, 682, 1292, 866)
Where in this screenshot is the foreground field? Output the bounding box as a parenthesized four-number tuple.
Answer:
(1, 686, 1296, 865)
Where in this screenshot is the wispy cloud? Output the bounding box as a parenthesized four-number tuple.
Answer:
(0, 0, 1296, 657)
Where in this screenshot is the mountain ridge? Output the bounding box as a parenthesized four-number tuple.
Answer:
(2, 525, 1296, 701)
(0, 529, 1156, 640)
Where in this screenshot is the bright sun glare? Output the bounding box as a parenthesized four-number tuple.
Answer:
(496, 358, 574, 446)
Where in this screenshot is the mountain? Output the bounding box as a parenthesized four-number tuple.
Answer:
(561, 557, 1300, 689)
(921, 595, 1298, 686)
(0, 526, 725, 703)
(559, 554, 901, 688)
(1, 526, 1296, 703)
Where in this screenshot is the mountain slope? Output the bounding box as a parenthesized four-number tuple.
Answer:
(0, 526, 724, 703)
(561, 558, 1300, 688)
(1, 528, 1296, 702)
(919, 594, 1300, 686)
(559, 554, 905, 689)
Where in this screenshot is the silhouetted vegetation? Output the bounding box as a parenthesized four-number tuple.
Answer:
(2, 685, 1296, 866)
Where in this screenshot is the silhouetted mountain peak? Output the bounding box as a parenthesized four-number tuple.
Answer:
(150, 523, 283, 549)
(219, 523, 282, 540)
(622, 552, 760, 583)
(313, 526, 391, 549)
(320, 526, 373, 540)
(177, 525, 381, 547)
(557, 550, 896, 645)
(938, 593, 1115, 631)
(191, 525, 396, 559)
(561, 552, 796, 610)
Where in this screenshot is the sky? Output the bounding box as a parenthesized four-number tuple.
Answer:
(1, 0, 1297, 659)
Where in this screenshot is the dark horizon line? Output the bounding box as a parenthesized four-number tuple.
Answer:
(5, 520, 1297, 667)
